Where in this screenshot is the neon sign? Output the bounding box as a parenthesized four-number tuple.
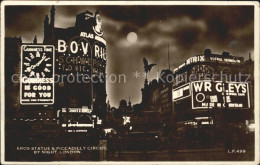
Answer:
(20, 45, 55, 105)
(172, 83, 190, 102)
(191, 80, 250, 109)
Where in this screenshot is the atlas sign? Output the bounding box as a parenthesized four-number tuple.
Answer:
(191, 80, 250, 109)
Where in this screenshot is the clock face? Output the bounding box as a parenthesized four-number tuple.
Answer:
(96, 14, 102, 26)
(93, 14, 103, 36)
(23, 51, 52, 78)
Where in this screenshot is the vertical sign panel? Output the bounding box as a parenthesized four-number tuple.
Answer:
(172, 83, 190, 101)
(20, 45, 55, 104)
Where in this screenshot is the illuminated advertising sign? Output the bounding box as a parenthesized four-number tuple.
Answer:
(61, 107, 92, 113)
(190, 65, 215, 76)
(57, 38, 92, 73)
(174, 55, 205, 73)
(56, 10, 106, 78)
(58, 107, 96, 133)
(123, 116, 130, 125)
(173, 71, 187, 87)
(56, 33, 106, 76)
(191, 80, 250, 109)
(173, 54, 243, 74)
(172, 83, 190, 102)
(53, 11, 107, 112)
(20, 45, 55, 104)
(186, 55, 205, 65)
(209, 56, 242, 64)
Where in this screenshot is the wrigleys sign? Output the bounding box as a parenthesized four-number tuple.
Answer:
(191, 80, 250, 109)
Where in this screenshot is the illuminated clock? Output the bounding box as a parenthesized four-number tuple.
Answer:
(23, 51, 52, 78)
(93, 14, 103, 36)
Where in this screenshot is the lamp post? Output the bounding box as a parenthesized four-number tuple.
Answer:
(206, 94, 212, 148)
(91, 44, 94, 112)
(222, 79, 230, 150)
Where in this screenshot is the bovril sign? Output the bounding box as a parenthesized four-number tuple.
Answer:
(56, 32, 106, 74)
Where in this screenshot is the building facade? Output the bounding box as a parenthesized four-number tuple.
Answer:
(5, 6, 107, 140)
(172, 49, 254, 148)
(43, 6, 107, 116)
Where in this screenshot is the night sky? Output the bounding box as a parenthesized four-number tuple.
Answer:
(5, 5, 254, 107)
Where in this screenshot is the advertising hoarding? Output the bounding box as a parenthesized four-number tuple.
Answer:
(173, 54, 243, 73)
(58, 107, 102, 133)
(20, 45, 55, 104)
(172, 83, 190, 102)
(191, 80, 250, 109)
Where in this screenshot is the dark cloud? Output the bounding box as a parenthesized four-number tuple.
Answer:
(207, 18, 229, 40)
(98, 6, 206, 26)
(5, 5, 254, 106)
(174, 25, 204, 48)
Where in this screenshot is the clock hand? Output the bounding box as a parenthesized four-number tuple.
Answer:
(28, 54, 47, 71)
(34, 55, 46, 68)
(28, 64, 36, 70)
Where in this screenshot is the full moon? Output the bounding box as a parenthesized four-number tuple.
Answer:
(127, 32, 138, 43)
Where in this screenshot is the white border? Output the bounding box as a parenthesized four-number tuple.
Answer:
(20, 45, 55, 105)
(1, 1, 259, 165)
(253, 2, 260, 164)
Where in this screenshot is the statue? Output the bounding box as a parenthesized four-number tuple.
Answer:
(143, 57, 156, 80)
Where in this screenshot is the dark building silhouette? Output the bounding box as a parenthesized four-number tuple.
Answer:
(4, 7, 108, 158)
(5, 37, 22, 117)
(158, 69, 174, 134)
(133, 49, 254, 150)
(172, 49, 254, 148)
(43, 6, 107, 117)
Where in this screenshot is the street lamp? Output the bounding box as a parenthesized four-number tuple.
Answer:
(206, 95, 211, 124)
(206, 94, 212, 148)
